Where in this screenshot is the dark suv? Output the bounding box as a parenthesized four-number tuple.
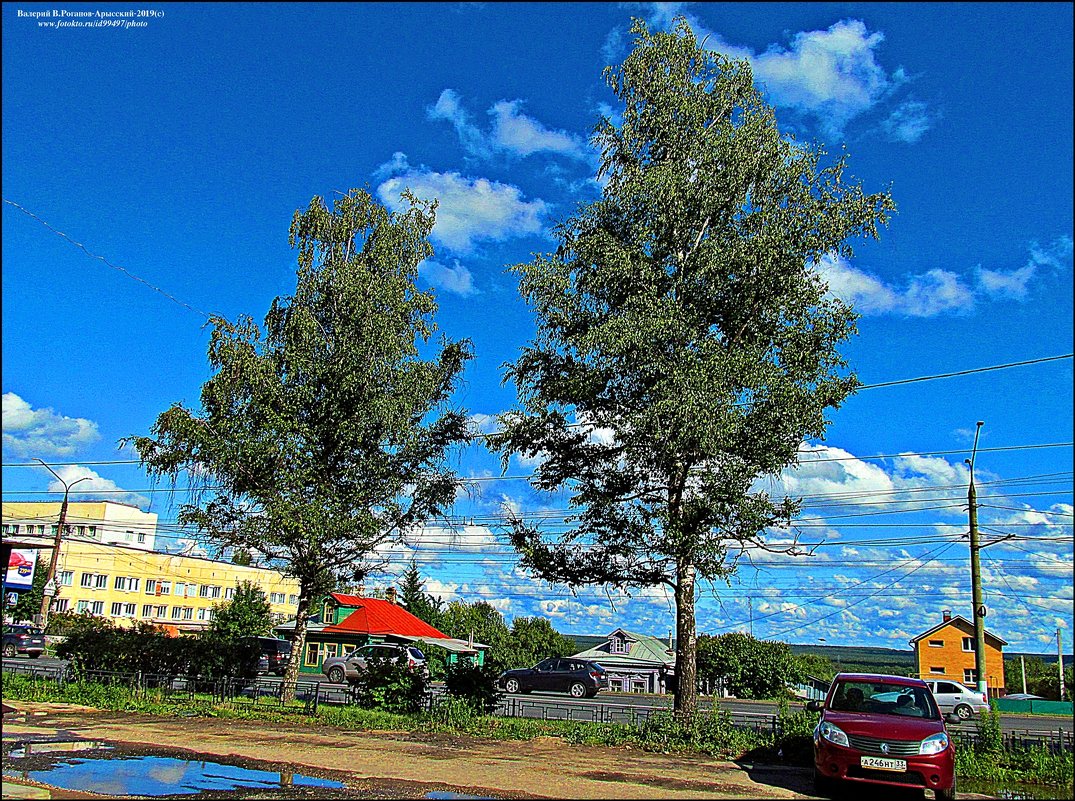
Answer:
(245, 636, 292, 676)
(498, 657, 607, 698)
(3, 624, 46, 658)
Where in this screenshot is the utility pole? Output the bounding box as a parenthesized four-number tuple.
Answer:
(965, 422, 988, 698)
(35, 459, 90, 627)
(1021, 654, 1027, 694)
(1059, 629, 1066, 701)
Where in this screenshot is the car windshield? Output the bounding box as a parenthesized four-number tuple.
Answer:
(830, 680, 940, 719)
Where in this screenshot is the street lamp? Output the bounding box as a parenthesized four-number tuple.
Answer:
(34, 459, 90, 627)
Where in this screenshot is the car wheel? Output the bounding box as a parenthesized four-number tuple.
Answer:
(569, 682, 587, 698)
(954, 704, 972, 720)
(813, 767, 837, 798)
(505, 678, 520, 694)
(328, 666, 346, 684)
(935, 776, 956, 801)
(2, 644, 16, 658)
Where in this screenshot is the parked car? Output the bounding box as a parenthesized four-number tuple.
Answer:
(321, 643, 427, 684)
(1004, 693, 1044, 701)
(243, 636, 292, 676)
(808, 673, 959, 801)
(925, 679, 990, 720)
(2, 624, 45, 658)
(498, 657, 608, 698)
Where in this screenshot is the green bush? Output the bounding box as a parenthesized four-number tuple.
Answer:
(350, 656, 429, 713)
(442, 660, 502, 713)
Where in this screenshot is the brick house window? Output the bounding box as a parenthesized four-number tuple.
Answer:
(964, 669, 977, 684)
(930, 666, 945, 674)
(928, 639, 944, 647)
(962, 637, 975, 652)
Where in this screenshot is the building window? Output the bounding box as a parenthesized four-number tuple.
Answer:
(175, 582, 186, 597)
(171, 607, 182, 620)
(223, 586, 235, 600)
(270, 592, 285, 604)
(124, 603, 136, 616)
(322, 601, 333, 623)
(305, 643, 321, 667)
(155, 605, 167, 618)
(115, 576, 128, 591)
(88, 526, 97, 539)
(76, 600, 89, 613)
(125, 530, 135, 541)
(186, 584, 198, 598)
(137, 533, 146, 543)
(182, 607, 194, 620)
(964, 669, 977, 685)
(53, 599, 69, 613)
(962, 637, 975, 652)
(58, 571, 74, 587)
(199, 585, 210, 598)
(146, 579, 158, 595)
(610, 637, 628, 655)
(197, 608, 208, 621)
(930, 666, 946, 674)
(111, 602, 124, 616)
(324, 643, 338, 659)
(142, 604, 155, 618)
(210, 585, 221, 599)
(928, 639, 944, 648)
(341, 644, 355, 656)
(89, 601, 104, 615)
(159, 581, 171, 596)
(94, 574, 107, 589)
(288, 595, 297, 605)
(80, 573, 94, 588)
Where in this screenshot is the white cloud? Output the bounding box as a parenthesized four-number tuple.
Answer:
(376, 161, 548, 254)
(882, 100, 935, 144)
(817, 235, 1072, 316)
(2, 393, 101, 458)
(418, 259, 478, 297)
(428, 89, 590, 162)
(43, 464, 149, 508)
(629, 11, 915, 140)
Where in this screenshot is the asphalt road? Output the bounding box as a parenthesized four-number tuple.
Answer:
(5, 655, 1070, 738)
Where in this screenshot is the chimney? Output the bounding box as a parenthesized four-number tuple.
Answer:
(468, 631, 474, 648)
(386, 587, 398, 605)
(942, 609, 952, 622)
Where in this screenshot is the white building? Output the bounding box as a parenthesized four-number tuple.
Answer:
(2, 501, 159, 552)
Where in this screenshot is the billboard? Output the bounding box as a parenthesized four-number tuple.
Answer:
(5, 548, 39, 591)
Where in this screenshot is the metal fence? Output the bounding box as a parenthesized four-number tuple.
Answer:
(3, 660, 1071, 753)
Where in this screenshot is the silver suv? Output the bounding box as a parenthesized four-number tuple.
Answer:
(321, 643, 427, 685)
(926, 679, 989, 719)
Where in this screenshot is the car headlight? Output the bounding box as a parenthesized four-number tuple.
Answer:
(920, 732, 950, 755)
(816, 721, 850, 748)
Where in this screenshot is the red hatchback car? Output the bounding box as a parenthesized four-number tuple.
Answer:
(809, 673, 959, 800)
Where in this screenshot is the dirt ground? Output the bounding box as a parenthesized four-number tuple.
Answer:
(1, 702, 819, 799)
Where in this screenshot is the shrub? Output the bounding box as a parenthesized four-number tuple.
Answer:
(442, 660, 502, 713)
(350, 657, 429, 714)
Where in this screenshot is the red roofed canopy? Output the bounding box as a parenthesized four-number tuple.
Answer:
(322, 593, 448, 639)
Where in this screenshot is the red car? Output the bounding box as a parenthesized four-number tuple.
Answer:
(808, 673, 959, 800)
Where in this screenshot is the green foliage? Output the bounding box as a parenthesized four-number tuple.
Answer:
(125, 188, 474, 700)
(350, 656, 429, 714)
(697, 632, 802, 699)
(975, 705, 1005, 754)
(44, 609, 101, 637)
(207, 581, 275, 639)
(791, 652, 837, 682)
(487, 15, 895, 724)
(1005, 655, 1074, 700)
(498, 617, 579, 671)
(54, 619, 259, 680)
(442, 660, 502, 714)
(399, 559, 445, 628)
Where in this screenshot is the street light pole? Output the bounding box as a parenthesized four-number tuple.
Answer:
(35, 459, 90, 627)
(965, 422, 988, 698)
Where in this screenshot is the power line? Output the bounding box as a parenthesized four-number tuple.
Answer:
(856, 354, 1073, 390)
(3, 198, 215, 320)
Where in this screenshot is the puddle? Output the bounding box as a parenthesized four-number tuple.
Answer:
(960, 778, 1073, 800)
(4, 752, 345, 796)
(9, 740, 112, 757)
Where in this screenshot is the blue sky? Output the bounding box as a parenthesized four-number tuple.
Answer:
(3, 2, 1071, 655)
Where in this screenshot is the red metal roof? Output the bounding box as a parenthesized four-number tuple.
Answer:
(322, 594, 448, 639)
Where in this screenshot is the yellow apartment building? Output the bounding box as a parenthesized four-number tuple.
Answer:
(3, 502, 300, 632)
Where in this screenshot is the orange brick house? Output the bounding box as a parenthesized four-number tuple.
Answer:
(909, 610, 1007, 696)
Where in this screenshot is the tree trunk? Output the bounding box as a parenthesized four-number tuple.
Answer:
(281, 589, 312, 705)
(673, 558, 698, 726)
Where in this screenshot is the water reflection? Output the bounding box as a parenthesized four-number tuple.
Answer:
(9, 753, 344, 796)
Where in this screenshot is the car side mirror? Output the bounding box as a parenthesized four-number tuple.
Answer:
(944, 712, 963, 725)
(806, 700, 824, 712)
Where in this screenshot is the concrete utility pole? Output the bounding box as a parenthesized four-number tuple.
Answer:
(965, 422, 988, 697)
(1021, 654, 1027, 694)
(1059, 629, 1066, 701)
(35, 459, 90, 627)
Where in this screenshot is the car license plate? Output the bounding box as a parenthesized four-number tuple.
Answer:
(860, 756, 907, 772)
